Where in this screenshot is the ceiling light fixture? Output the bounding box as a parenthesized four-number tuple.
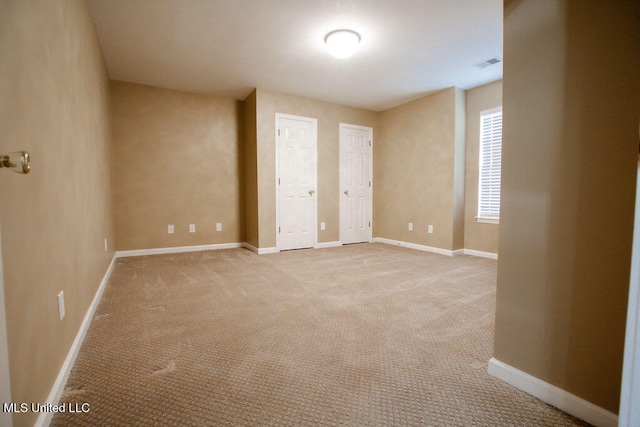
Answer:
(324, 29, 361, 59)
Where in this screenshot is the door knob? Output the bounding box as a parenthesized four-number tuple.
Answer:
(308, 189, 315, 196)
(343, 190, 349, 196)
(1, 151, 30, 174)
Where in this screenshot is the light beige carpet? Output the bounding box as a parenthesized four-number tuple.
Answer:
(52, 243, 590, 426)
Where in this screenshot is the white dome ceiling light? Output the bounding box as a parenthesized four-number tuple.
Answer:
(324, 29, 361, 59)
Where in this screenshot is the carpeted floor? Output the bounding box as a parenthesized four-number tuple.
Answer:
(52, 243, 591, 426)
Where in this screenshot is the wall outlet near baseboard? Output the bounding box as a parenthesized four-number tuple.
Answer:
(168, 224, 174, 234)
(428, 224, 434, 234)
(216, 223, 222, 232)
(58, 291, 65, 322)
(320, 222, 326, 231)
(189, 224, 195, 233)
(408, 222, 413, 231)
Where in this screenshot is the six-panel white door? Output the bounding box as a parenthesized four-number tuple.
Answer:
(277, 114, 317, 251)
(340, 124, 372, 245)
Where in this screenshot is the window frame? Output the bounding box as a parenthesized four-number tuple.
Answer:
(476, 107, 502, 224)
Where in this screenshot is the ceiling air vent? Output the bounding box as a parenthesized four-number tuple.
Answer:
(474, 57, 502, 69)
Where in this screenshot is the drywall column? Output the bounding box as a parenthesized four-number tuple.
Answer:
(493, 0, 640, 421)
(452, 87, 466, 251)
(242, 90, 259, 249)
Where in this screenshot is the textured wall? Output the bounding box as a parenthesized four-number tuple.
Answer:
(495, 0, 639, 413)
(374, 88, 465, 251)
(255, 89, 378, 249)
(111, 81, 243, 251)
(464, 81, 502, 254)
(0, 1, 115, 425)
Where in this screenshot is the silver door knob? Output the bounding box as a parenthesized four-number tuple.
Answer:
(308, 189, 315, 196)
(343, 190, 349, 196)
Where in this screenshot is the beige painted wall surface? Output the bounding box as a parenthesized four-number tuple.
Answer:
(111, 81, 243, 250)
(495, 0, 639, 413)
(255, 89, 378, 249)
(0, 1, 115, 425)
(243, 90, 259, 248)
(374, 88, 462, 251)
(464, 80, 502, 254)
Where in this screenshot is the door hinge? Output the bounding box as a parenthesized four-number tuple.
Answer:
(369, 221, 371, 227)
(369, 181, 371, 187)
(279, 226, 281, 233)
(369, 140, 372, 147)
(278, 129, 281, 136)
(278, 177, 280, 185)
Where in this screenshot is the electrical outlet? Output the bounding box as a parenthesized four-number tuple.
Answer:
(58, 291, 65, 322)
(189, 224, 195, 233)
(320, 222, 326, 231)
(428, 224, 434, 234)
(168, 224, 174, 234)
(408, 222, 413, 231)
(216, 223, 222, 232)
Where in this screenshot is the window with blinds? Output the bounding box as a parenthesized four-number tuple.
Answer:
(477, 108, 502, 223)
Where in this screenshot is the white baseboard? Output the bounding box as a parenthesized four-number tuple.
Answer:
(242, 243, 278, 255)
(116, 242, 244, 258)
(372, 237, 457, 257)
(372, 238, 499, 260)
(463, 249, 498, 260)
(259, 247, 278, 254)
(315, 241, 342, 249)
(488, 358, 618, 427)
(35, 254, 117, 427)
(115, 241, 493, 259)
(242, 242, 260, 254)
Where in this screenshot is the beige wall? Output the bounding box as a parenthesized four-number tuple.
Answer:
(112, 82, 490, 254)
(495, 0, 640, 413)
(464, 81, 502, 254)
(0, 1, 115, 425)
(243, 90, 259, 248)
(374, 88, 465, 251)
(111, 81, 243, 250)
(255, 89, 378, 248)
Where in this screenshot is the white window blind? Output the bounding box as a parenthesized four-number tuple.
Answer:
(478, 108, 502, 221)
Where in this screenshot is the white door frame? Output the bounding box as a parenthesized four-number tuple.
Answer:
(275, 113, 318, 251)
(339, 123, 373, 244)
(0, 221, 14, 426)
(619, 159, 640, 426)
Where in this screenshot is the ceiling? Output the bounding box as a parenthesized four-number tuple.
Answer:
(87, 0, 503, 112)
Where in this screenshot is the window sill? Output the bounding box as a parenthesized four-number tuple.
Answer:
(476, 217, 499, 225)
